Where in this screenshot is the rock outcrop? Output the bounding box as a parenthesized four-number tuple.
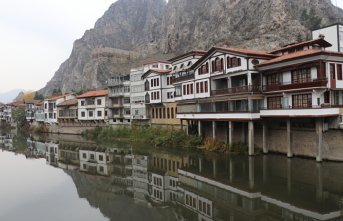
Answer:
(40, 0, 343, 96)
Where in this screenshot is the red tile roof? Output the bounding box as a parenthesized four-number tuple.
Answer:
(46, 94, 71, 101)
(168, 50, 207, 62)
(26, 100, 43, 105)
(269, 38, 332, 54)
(77, 90, 108, 98)
(257, 49, 323, 67)
(143, 60, 171, 65)
(216, 47, 275, 57)
(7, 101, 25, 107)
(142, 69, 172, 79)
(191, 46, 276, 70)
(57, 98, 78, 107)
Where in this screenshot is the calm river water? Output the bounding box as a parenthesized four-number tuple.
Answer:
(0, 131, 343, 221)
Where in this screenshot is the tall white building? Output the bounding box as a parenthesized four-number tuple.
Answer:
(312, 23, 343, 52)
(130, 61, 171, 124)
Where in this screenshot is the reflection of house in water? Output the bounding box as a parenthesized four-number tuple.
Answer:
(111, 148, 133, 187)
(26, 138, 47, 158)
(175, 155, 343, 221)
(46, 141, 59, 166)
(0, 135, 5, 148)
(58, 142, 80, 166)
(132, 155, 149, 203)
(2, 134, 14, 151)
(79, 146, 113, 176)
(148, 152, 197, 204)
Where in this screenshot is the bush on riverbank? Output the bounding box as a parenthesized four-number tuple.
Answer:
(84, 126, 202, 149)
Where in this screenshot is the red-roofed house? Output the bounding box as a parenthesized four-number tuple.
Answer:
(44, 94, 75, 124)
(77, 90, 108, 123)
(57, 98, 78, 124)
(174, 47, 275, 155)
(256, 37, 343, 161)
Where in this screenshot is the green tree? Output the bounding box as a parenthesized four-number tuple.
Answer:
(12, 107, 26, 129)
(33, 92, 44, 100)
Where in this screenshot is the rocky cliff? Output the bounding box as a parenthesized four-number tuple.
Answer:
(40, 0, 343, 95)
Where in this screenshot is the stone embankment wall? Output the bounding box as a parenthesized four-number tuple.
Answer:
(266, 128, 343, 161)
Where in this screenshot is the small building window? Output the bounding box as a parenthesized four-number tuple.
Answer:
(81, 111, 85, 117)
(89, 111, 93, 117)
(97, 111, 102, 117)
(97, 99, 102, 105)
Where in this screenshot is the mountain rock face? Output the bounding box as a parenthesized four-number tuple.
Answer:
(40, 0, 343, 96)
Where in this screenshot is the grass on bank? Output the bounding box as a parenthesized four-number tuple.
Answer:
(84, 126, 249, 154)
(83, 126, 202, 149)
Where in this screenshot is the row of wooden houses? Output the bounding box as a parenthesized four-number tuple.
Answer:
(2, 25, 343, 161)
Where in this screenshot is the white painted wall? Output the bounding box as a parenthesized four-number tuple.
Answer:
(312, 25, 339, 52)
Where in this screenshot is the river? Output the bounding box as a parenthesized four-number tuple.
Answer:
(0, 131, 343, 221)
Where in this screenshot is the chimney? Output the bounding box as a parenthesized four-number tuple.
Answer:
(318, 34, 325, 39)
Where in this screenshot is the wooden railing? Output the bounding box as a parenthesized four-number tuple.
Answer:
(263, 79, 327, 92)
(211, 85, 261, 96)
(172, 73, 195, 83)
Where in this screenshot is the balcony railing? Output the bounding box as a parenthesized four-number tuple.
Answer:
(211, 85, 262, 96)
(109, 92, 125, 97)
(172, 71, 195, 84)
(262, 104, 341, 110)
(263, 78, 328, 92)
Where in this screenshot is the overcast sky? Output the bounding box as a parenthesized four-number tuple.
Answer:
(0, 0, 342, 94)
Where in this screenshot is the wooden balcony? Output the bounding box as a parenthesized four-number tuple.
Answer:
(263, 79, 327, 92)
(260, 105, 341, 117)
(211, 85, 262, 96)
(172, 73, 195, 84)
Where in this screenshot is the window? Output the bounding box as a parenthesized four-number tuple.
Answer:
(99, 155, 104, 161)
(267, 96, 282, 109)
(167, 76, 172, 85)
(199, 63, 209, 75)
(99, 166, 104, 172)
(205, 81, 208, 92)
(82, 153, 87, 159)
(152, 108, 155, 118)
(44, 103, 47, 109)
(97, 111, 102, 117)
(97, 99, 102, 105)
(80, 101, 85, 106)
(196, 82, 200, 93)
(337, 64, 342, 80)
(291, 68, 311, 83)
(163, 108, 166, 119)
(266, 73, 281, 85)
(292, 94, 312, 108)
(330, 63, 336, 80)
(89, 111, 93, 117)
(167, 108, 170, 119)
(324, 91, 330, 103)
(227, 56, 231, 68)
(215, 58, 223, 72)
(90, 154, 95, 160)
(81, 111, 85, 117)
(171, 107, 174, 119)
(53, 113, 56, 119)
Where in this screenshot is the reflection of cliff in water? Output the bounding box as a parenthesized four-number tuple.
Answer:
(65, 169, 179, 221)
